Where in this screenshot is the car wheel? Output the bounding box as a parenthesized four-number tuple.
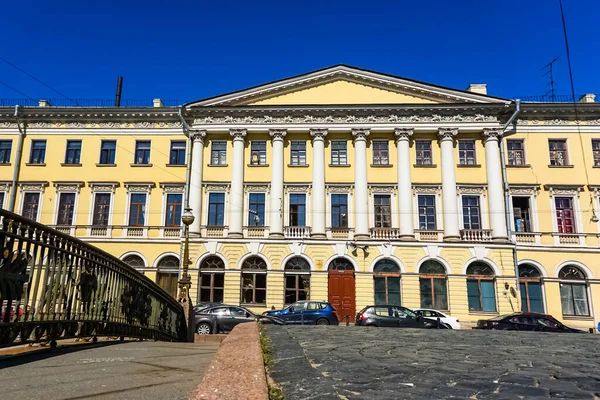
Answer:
(196, 323, 212, 335)
(316, 318, 330, 326)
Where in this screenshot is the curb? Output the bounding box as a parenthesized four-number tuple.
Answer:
(190, 322, 268, 400)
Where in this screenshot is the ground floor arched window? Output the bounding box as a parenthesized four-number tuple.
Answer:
(199, 256, 225, 303)
(559, 265, 589, 316)
(518, 264, 544, 313)
(241, 256, 267, 304)
(156, 255, 180, 299)
(466, 262, 496, 312)
(419, 260, 448, 310)
(373, 259, 401, 306)
(284, 257, 310, 304)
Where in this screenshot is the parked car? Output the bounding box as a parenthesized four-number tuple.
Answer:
(262, 301, 339, 325)
(194, 305, 284, 335)
(474, 312, 586, 333)
(414, 308, 461, 329)
(356, 305, 445, 328)
(193, 302, 222, 313)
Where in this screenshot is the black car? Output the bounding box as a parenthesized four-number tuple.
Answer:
(475, 312, 586, 333)
(356, 305, 443, 328)
(194, 305, 283, 335)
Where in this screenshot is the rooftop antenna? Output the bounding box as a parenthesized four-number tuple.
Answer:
(541, 57, 558, 102)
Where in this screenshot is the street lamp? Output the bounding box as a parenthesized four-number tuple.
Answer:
(178, 207, 195, 341)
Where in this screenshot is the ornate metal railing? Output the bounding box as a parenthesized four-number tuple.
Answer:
(0, 210, 186, 347)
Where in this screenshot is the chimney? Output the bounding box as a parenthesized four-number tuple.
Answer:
(38, 99, 51, 107)
(579, 94, 596, 103)
(467, 84, 487, 95)
(153, 98, 164, 108)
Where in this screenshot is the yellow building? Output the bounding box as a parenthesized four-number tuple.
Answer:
(1, 65, 599, 329)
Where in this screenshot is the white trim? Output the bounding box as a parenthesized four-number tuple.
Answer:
(237, 252, 272, 271)
(549, 193, 583, 234)
(119, 251, 149, 268)
(280, 253, 316, 272)
(285, 191, 309, 228)
(509, 194, 539, 233)
(190, 123, 501, 132)
(554, 260, 594, 279)
(370, 191, 396, 229)
(0, 191, 6, 209)
(53, 191, 80, 227)
(196, 252, 229, 270)
(517, 259, 549, 278)
(154, 252, 180, 269)
(246, 190, 268, 227)
(88, 191, 114, 227)
(413, 190, 441, 231)
(124, 191, 150, 227)
(323, 254, 359, 272)
(327, 192, 351, 230)
(368, 254, 406, 273)
(457, 138, 478, 165)
(462, 257, 501, 276)
(458, 192, 488, 230)
(204, 190, 229, 227)
(415, 255, 452, 275)
(19, 191, 43, 222)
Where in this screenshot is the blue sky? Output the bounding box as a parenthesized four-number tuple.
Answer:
(1, 1, 599, 104)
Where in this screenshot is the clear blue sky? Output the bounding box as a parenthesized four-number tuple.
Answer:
(1, 0, 599, 104)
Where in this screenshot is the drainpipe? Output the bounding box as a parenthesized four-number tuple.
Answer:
(499, 100, 521, 307)
(9, 105, 26, 212)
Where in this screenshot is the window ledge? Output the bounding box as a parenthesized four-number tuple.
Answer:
(548, 164, 574, 168)
(130, 163, 153, 167)
(287, 164, 309, 168)
(593, 165, 600, 168)
(468, 311, 499, 316)
(506, 164, 531, 168)
(457, 164, 481, 168)
(247, 163, 270, 167)
(96, 163, 117, 167)
(61, 163, 82, 167)
(329, 164, 351, 167)
(370, 164, 393, 168)
(0, 162, 11, 166)
(562, 315, 594, 321)
(208, 164, 228, 167)
(25, 163, 46, 166)
(165, 164, 186, 167)
(413, 164, 437, 168)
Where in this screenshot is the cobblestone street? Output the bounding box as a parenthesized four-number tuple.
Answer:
(264, 325, 600, 399)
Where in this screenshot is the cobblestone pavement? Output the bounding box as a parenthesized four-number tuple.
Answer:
(264, 325, 600, 399)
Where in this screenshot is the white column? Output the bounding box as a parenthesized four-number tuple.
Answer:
(483, 128, 508, 240)
(352, 129, 370, 240)
(189, 130, 206, 235)
(395, 128, 415, 240)
(269, 129, 286, 238)
(310, 129, 328, 238)
(438, 128, 460, 241)
(228, 129, 246, 238)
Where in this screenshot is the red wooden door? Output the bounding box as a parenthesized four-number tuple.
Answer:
(328, 270, 356, 323)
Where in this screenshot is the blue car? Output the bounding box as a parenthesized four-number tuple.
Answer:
(263, 300, 339, 325)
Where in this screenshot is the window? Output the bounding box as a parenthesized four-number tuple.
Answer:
(373, 260, 401, 306)
(92, 194, 111, 226)
(559, 265, 589, 316)
(208, 193, 225, 226)
(512, 197, 532, 233)
(29, 140, 46, 164)
(241, 256, 267, 304)
(134, 140, 151, 164)
(507, 139, 525, 166)
(129, 193, 146, 226)
(289, 194, 306, 226)
(157, 256, 180, 299)
(331, 194, 348, 228)
(458, 140, 476, 165)
(593, 140, 600, 167)
(518, 264, 544, 313)
(199, 256, 225, 303)
(0, 140, 12, 164)
(0, 192, 5, 208)
(22, 193, 40, 221)
(555, 197, 575, 233)
(248, 193, 265, 226)
(374, 195, 391, 228)
(290, 141, 306, 166)
(462, 196, 481, 230)
(372, 141, 389, 165)
(284, 257, 310, 304)
(549, 139, 568, 166)
(123, 254, 145, 270)
(210, 141, 227, 165)
(328, 258, 354, 271)
(466, 262, 496, 312)
(250, 141, 267, 165)
(165, 194, 182, 226)
(99, 140, 116, 164)
(415, 140, 432, 166)
(170, 141, 186, 165)
(418, 195, 436, 230)
(57, 193, 76, 225)
(419, 260, 448, 310)
(65, 140, 82, 164)
(331, 141, 347, 165)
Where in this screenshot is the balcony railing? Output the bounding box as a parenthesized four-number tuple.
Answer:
(327, 227, 353, 240)
(370, 227, 400, 240)
(552, 233, 586, 246)
(244, 226, 268, 238)
(203, 226, 228, 238)
(415, 230, 443, 242)
(460, 229, 492, 242)
(513, 232, 541, 245)
(285, 226, 311, 239)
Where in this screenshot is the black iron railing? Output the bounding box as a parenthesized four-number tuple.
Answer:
(0, 98, 184, 107)
(0, 209, 186, 347)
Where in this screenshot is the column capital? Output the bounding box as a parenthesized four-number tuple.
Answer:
(394, 128, 414, 142)
(230, 128, 247, 141)
(438, 128, 458, 141)
(310, 128, 328, 141)
(190, 130, 207, 143)
(352, 128, 370, 141)
(482, 128, 503, 143)
(269, 129, 287, 141)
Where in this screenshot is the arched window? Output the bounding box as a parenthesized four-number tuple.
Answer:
(373, 259, 400, 306)
(329, 258, 354, 271)
(518, 264, 544, 313)
(419, 260, 448, 310)
(558, 265, 589, 316)
(123, 254, 145, 270)
(241, 256, 267, 304)
(199, 256, 225, 304)
(156, 256, 180, 299)
(466, 262, 496, 312)
(284, 257, 310, 304)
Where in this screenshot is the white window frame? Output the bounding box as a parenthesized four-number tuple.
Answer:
(414, 140, 434, 166)
(204, 188, 229, 227)
(506, 138, 527, 166)
(53, 191, 80, 231)
(245, 190, 269, 227)
(371, 140, 390, 165)
(369, 189, 397, 229)
(549, 190, 583, 234)
(548, 138, 571, 166)
(412, 188, 441, 231)
(0, 191, 7, 209)
(124, 184, 153, 238)
(458, 139, 477, 165)
(19, 191, 43, 222)
(160, 185, 185, 227)
(509, 194, 539, 233)
(327, 191, 351, 229)
(457, 190, 488, 230)
(99, 140, 117, 165)
(285, 190, 310, 227)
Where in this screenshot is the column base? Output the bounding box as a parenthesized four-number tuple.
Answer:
(353, 233, 370, 240)
(399, 234, 416, 241)
(443, 235, 461, 242)
(269, 232, 285, 239)
(311, 233, 327, 239)
(492, 236, 510, 243)
(227, 232, 243, 239)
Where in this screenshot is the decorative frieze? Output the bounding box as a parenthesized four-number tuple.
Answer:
(245, 184, 270, 193)
(18, 181, 48, 192)
(284, 185, 311, 193)
(159, 183, 185, 193)
(509, 185, 540, 197)
(124, 182, 155, 193)
(413, 185, 441, 195)
(326, 185, 354, 194)
(0, 181, 11, 192)
(368, 185, 396, 194)
(53, 181, 84, 193)
(88, 182, 119, 193)
(457, 185, 486, 195)
(544, 185, 583, 197)
(205, 183, 230, 193)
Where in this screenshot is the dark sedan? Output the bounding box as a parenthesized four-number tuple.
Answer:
(356, 305, 443, 328)
(262, 301, 339, 325)
(194, 305, 283, 335)
(475, 312, 586, 333)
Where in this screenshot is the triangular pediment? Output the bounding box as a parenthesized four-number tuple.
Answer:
(187, 65, 508, 107)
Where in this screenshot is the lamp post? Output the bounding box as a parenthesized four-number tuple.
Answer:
(179, 207, 195, 341)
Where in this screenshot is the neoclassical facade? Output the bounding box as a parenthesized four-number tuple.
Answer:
(1, 65, 600, 328)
